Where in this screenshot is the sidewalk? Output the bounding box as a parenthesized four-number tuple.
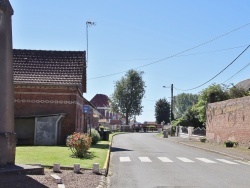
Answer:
(166, 136, 250, 162)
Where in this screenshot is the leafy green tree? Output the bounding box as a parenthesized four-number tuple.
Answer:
(183, 108, 203, 128)
(155, 98, 171, 124)
(192, 84, 229, 123)
(172, 108, 203, 128)
(110, 69, 146, 125)
(173, 93, 198, 119)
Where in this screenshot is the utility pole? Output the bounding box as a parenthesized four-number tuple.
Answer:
(163, 84, 174, 124)
(170, 84, 173, 124)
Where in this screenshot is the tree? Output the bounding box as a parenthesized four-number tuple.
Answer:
(192, 84, 229, 123)
(172, 108, 203, 128)
(173, 93, 198, 119)
(155, 98, 171, 124)
(110, 69, 146, 125)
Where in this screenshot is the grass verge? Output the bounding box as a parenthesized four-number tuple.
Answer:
(15, 132, 126, 169)
(15, 140, 109, 169)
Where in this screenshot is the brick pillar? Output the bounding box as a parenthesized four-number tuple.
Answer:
(0, 0, 16, 166)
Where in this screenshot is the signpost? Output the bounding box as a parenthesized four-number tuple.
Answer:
(83, 105, 91, 136)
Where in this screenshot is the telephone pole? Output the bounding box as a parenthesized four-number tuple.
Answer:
(170, 84, 173, 124)
(163, 84, 174, 124)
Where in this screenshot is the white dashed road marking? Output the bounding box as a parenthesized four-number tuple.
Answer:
(235, 160, 250, 165)
(157, 157, 173, 163)
(119, 157, 244, 166)
(139, 157, 152, 162)
(216, 159, 238, 164)
(196, 158, 217, 163)
(120, 157, 131, 162)
(177, 157, 194, 163)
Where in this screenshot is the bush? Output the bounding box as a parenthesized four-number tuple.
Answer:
(200, 137, 206, 143)
(171, 124, 176, 136)
(224, 140, 238, 147)
(66, 132, 92, 158)
(88, 129, 101, 145)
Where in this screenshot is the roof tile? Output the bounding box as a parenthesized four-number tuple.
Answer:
(13, 49, 86, 89)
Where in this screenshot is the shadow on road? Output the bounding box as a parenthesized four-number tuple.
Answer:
(111, 147, 133, 152)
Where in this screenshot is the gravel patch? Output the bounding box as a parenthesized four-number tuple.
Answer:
(0, 169, 104, 188)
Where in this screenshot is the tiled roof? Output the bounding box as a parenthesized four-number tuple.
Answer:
(90, 94, 110, 107)
(13, 49, 86, 91)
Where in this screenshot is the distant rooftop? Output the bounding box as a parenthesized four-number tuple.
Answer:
(90, 94, 110, 107)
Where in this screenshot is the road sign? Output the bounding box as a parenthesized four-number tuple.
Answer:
(83, 105, 90, 114)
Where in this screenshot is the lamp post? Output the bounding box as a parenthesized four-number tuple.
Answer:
(163, 84, 174, 124)
(86, 21, 96, 64)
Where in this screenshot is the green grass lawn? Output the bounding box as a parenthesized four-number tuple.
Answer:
(15, 132, 127, 169)
(15, 140, 110, 169)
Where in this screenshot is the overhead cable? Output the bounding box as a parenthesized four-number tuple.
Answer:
(222, 61, 250, 84)
(174, 45, 250, 91)
(88, 22, 250, 80)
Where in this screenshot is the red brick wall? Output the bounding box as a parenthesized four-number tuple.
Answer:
(206, 96, 250, 147)
(14, 85, 84, 144)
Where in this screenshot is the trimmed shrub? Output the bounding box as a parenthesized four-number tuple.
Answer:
(224, 140, 238, 147)
(66, 132, 92, 158)
(89, 129, 101, 145)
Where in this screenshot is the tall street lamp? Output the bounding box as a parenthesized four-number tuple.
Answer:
(163, 84, 174, 124)
(86, 21, 96, 64)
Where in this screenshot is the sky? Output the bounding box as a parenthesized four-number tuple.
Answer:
(10, 0, 250, 123)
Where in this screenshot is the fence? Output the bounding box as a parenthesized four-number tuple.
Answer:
(193, 127, 206, 136)
(179, 126, 206, 138)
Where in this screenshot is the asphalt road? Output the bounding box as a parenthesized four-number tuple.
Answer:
(108, 133, 250, 188)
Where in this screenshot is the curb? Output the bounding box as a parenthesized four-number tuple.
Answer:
(102, 132, 127, 176)
(98, 133, 121, 188)
(103, 142, 111, 176)
(167, 138, 247, 162)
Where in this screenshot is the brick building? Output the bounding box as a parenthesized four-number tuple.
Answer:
(90, 94, 121, 124)
(13, 49, 87, 145)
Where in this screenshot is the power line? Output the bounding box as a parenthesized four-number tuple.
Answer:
(174, 45, 248, 58)
(90, 45, 248, 64)
(222, 61, 250, 84)
(88, 22, 250, 80)
(174, 45, 250, 91)
(88, 45, 249, 80)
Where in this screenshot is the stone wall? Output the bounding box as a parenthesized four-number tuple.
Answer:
(206, 96, 250, 147)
